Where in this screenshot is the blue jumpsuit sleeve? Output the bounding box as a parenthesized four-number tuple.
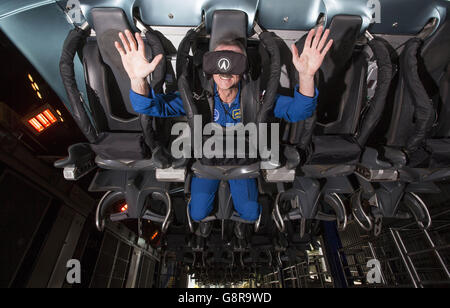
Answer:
(129, 87, 186, 117)
(273, 85, 319, 123)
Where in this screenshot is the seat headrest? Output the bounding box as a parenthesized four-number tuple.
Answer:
(90, 8, 145, 121)
(421, 19, 450, 83)
(325, 14, 363, 68)
(91, 8, 133, 72)
(295, 14, 362, 80)
(209, 10, 248, 51)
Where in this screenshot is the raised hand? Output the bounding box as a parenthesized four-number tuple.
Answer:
(291, 26, 333, 78)
(291, 26, 333, 96)
(115, 30, 163, 95)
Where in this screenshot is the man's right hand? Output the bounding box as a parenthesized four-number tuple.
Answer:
(115, 30, 163, 95)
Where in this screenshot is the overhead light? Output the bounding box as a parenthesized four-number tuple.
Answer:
(120, 204, 128, 212)
(56, 109, 62, 116)
(23, 105, 61, 135)
(36, 113, 51, 128)
(31, 84, 36, 91)
(37, 92, 42, 99)
(28, 74, 33, 82)
(34, 83, 39, 91)
(151, 231, 159, 240)
(28, 117, 44, 133)
(43, 109, 57, 124)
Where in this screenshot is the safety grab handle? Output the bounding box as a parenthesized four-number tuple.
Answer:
(60, 27, 98, 143)
(356, 37, 393, 146)
(256, 31, 281, 124)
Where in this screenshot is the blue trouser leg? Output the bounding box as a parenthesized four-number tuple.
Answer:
(229, 178, 261, 222)
(188, 176, 220, 222)
(189, 177, 261, 222)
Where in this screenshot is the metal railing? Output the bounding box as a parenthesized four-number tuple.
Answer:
(261, 252, 333, 288)
(338, 208, 450, 288)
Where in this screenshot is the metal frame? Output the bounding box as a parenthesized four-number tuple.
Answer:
(338, 209, 450, 288)
(261, 250, 334, 288)
(89, 230, 133, 288)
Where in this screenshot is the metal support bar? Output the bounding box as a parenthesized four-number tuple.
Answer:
(322, 221, 349, 288)
(389, 228, 420, 288)
(422, 229, 450, 279)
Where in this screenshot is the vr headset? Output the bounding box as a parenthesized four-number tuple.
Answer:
(203, 50, 248, 75)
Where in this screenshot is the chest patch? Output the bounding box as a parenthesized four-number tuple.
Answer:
(214, 109, 220, 122)
(232, 109, 241, 120)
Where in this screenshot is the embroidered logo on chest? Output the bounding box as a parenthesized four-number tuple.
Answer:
(232, 109, 241, 120)
(214, 109, 220, 122)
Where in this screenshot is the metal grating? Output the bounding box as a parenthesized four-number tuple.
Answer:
(338, 208, 450, 288)
(261, 249, 334, 288)
(135, 255, 156, 288)
(89, 231, 133, 288)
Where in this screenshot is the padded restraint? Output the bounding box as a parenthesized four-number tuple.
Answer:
(60, 27, 97, 143)
(177, 10, 280, 165)
(421, 20, 450, 85)
(356, 38, 393, 146)
(295, 15, 364, 135)
(403, 38, 437, 155)
(421, 20, 450, 137)
(386, 38, 435, 153)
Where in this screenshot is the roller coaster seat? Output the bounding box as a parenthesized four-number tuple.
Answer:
(358, 19, 450, 180)
(271, 14, 395, 234)
(352, 19, 450, 231)
(56, 8, 179, 176)
(56, 7, 181, 230)
(288, 15, 381, 170)
(176, 10, 281, 231)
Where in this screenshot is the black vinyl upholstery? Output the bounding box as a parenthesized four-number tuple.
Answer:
(83, 40, 141, 131)
(421, 20, 450, 138)
(177, 10, 281, 168)
(209, 10, 248, 51)
(295, 15, 365, 135)
(60, 28, 97, 143)
(385, 38, 436, 153)
(91, 8, 145, 123)
(351, 20, 450, 232)
(285, 15, 370, 168)
(383, 20, 450, 169)
(57, 8, 178, 226)
(59, 8, 176, 166)
(309, 135, 361, 165)
(83, 8, 173, 162)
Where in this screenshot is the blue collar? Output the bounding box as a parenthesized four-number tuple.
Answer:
(214, 83, 241, 108)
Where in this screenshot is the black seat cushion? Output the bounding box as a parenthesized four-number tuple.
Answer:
(426, 139, 450, 168)
(308, 135, 361, 165)
(90, 132, 149, 160)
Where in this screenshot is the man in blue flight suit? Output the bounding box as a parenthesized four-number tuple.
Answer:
(115, 27, 333, 227)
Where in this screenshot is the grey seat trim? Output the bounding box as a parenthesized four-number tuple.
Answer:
(191, 161, 260, 180)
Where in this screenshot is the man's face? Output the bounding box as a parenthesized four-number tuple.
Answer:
(212, 44, 244, 91)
